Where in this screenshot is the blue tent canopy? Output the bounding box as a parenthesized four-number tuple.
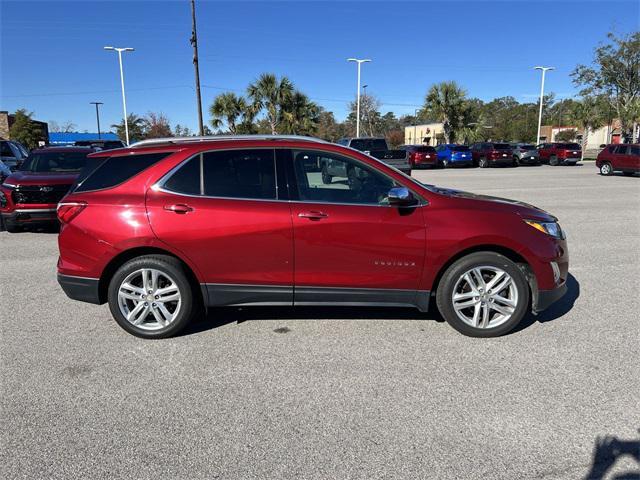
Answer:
(49, 132, 120, 145)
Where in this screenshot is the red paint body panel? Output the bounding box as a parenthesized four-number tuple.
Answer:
(596, 144, 640, 172)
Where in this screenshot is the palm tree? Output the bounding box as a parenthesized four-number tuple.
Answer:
(111, 113, 146, 143)
(280, 90, 320, 135)
(423, 81, 467, 143)
(247, 73, 294, 134)
(572, 97, 603, 158)
(209, 92, 249, 134)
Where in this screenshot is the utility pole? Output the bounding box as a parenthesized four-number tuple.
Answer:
(534, 66, 554, 145)
(90, 102, 103, 138)
(347, 58, 371, 137)
(190, 0, 204, 136)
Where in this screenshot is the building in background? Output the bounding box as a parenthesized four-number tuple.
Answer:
(0, 111, 49, 146)
(404, 123, 444, 146)
(48, 132, 120, 145)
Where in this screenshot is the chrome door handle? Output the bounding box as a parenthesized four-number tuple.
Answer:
(298, 211, 328, 220)
(163, 204, 193, 214)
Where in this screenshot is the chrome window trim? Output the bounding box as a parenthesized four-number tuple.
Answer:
(154, 146, 428, 207)
(13, 208, 57, 213)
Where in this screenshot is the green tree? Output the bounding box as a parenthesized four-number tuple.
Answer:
(111, 113, 146, 143)
(280, 90, 320, 136)
(571, 97, 604, 154)
(422, 81, 468, 143)
(315, 109, 347, 142)
(572, 31, 640, 142)
(555, 129, 578, 142)
(9, 109, 44, 149)
(209, 92, 251, 134)
(247, 73, 294, 134)
(173, 124, 193, 137)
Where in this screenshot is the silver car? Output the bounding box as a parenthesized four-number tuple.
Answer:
(0, 140, 29, 170)
(510, 143, 540, 165)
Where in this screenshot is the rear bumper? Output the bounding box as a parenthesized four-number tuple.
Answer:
(57, 273, 102, 305)
(535, 283, 568, 313)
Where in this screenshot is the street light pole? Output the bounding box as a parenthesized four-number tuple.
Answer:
(347, 58, 371, 137)
(104, 46, 134, 145)
(534, 66, 554, 145)
(414, 108, 419, 144)
(90, 102, 103, 139)
(190, 0, 204, 136)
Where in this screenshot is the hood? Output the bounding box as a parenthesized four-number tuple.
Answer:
(4, 170, 79, 186)
(426, 184, 556, 221)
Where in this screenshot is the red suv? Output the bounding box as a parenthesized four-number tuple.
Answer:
(470, 142, 515, 168)
(56, 136, 569, 339)
(1, 146, 94, 232)
(596, 144, 640, 176)
(537, 143, 582, 166)
(400, 145, 439, 169)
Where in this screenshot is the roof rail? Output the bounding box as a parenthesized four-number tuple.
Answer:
(130, 134, 330, 148)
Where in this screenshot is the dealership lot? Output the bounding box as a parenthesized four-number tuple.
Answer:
(1, 165, 638, 479)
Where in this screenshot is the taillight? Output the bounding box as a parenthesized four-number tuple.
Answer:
(57, 201, 87, 223)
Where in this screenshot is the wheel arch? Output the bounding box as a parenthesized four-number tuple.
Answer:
(430, 244, 535, 302)
(97, 246, 206, 306)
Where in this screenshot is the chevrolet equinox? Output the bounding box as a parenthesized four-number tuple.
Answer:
(57, 136, 569, 338)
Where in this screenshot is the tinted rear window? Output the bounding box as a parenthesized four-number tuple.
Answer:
(558, 143, 581, 150)
(20, 151, 89, 173)
(630, 146, 640, 156)
(414, 146, 436, 153)
(349, 139, 388, 151)
(493, 143, 511, 150)
(202, 149, 276, 199)
(74, 152, 171, 192)
(519, 144, 535, 150)
(452, 146, 470, 152)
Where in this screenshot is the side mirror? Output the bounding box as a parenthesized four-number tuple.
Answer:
(388, 187, 417, 206)
(599, 144, 606, 148)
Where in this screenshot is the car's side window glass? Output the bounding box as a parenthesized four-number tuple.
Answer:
(163, 156, 201, 195)
(630, 146, 640, 156)
(202, 149, 276, 200)
(292, 150, 396, 205)
(1, 142, 15, 158)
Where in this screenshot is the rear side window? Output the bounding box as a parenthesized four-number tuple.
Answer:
(203, 149, 276, 200)
(163, 156, 201, 195)
(75, 152, 170, 192)
(630, 146, 640, 156)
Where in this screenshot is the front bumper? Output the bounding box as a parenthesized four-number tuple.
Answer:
(57, 273, 102, 304)
(1, 208, 58, 229)
(535, 283, 568, 313)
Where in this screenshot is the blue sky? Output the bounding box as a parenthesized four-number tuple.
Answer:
(1, 0, 638, 132)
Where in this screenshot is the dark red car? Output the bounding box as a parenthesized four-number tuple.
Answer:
(400, 145, 439, 169)
(470, 142, 515, 168)
(596, 144, 640, 176)
(0, 147, 94, 232)
(56, 136, 569, 339)
(537, 143, 582, 166)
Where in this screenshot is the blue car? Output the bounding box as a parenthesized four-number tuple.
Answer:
(435, 144, 474, 167)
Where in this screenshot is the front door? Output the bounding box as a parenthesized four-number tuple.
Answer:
(285, 149, 427, 308)
(146, 148, 294, 306)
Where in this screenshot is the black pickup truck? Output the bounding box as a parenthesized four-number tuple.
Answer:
(337, 137, 411, 175)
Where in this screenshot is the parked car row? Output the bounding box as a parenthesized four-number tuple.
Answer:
(400, 142, 584, 169)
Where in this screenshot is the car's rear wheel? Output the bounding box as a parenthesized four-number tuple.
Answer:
(108, 255, 197, 339)
(549, 155, 559, 166)
(442, 159, 449, 168)
(435, 252, 530, 337)
(321, 165, 332, 184)
(478, 158, 489, 168)
(512, 157, 520, 167)
(599, 162, 613, 176)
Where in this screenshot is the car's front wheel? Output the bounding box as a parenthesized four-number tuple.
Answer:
(599, 162, 613, 176)
(478, 158, 489, 168)
(436, 252, 530, 337)
(107, 255, 197, 338)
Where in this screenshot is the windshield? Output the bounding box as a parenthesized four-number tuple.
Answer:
(20, 151, 89, 173)
(452, 145, 470, 152)
(349, 139, 388, 151)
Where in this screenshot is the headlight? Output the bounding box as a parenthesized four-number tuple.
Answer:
(1, 182, 16, 189)
(524, 219, 565, 239)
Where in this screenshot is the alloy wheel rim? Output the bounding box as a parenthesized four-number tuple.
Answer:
(451, 266, 518, 329)
(118, 268, 182, 331)
(602, 164, 611, 174)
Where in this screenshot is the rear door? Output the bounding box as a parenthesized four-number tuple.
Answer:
(146, 148, 294, 306)
(284, 148, 427, 307)
(629, 146, 640, 171)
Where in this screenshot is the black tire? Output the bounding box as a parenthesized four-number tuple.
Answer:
(107, 255, 197, 339)
(599, 162, 613, 176)
(478, 157, 489, 168)
(4, 222, 20, 233)
(435, 252, 530, 338)
(549, 155, 559, 166)
(321, 165, 332, 184)
(512, 157, 520, 167)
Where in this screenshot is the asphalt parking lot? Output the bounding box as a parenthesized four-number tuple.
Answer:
(1, 164, 638, 480)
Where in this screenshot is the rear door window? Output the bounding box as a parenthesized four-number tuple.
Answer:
(75, 152, 171, 192)
(202, 149, 276, 200)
